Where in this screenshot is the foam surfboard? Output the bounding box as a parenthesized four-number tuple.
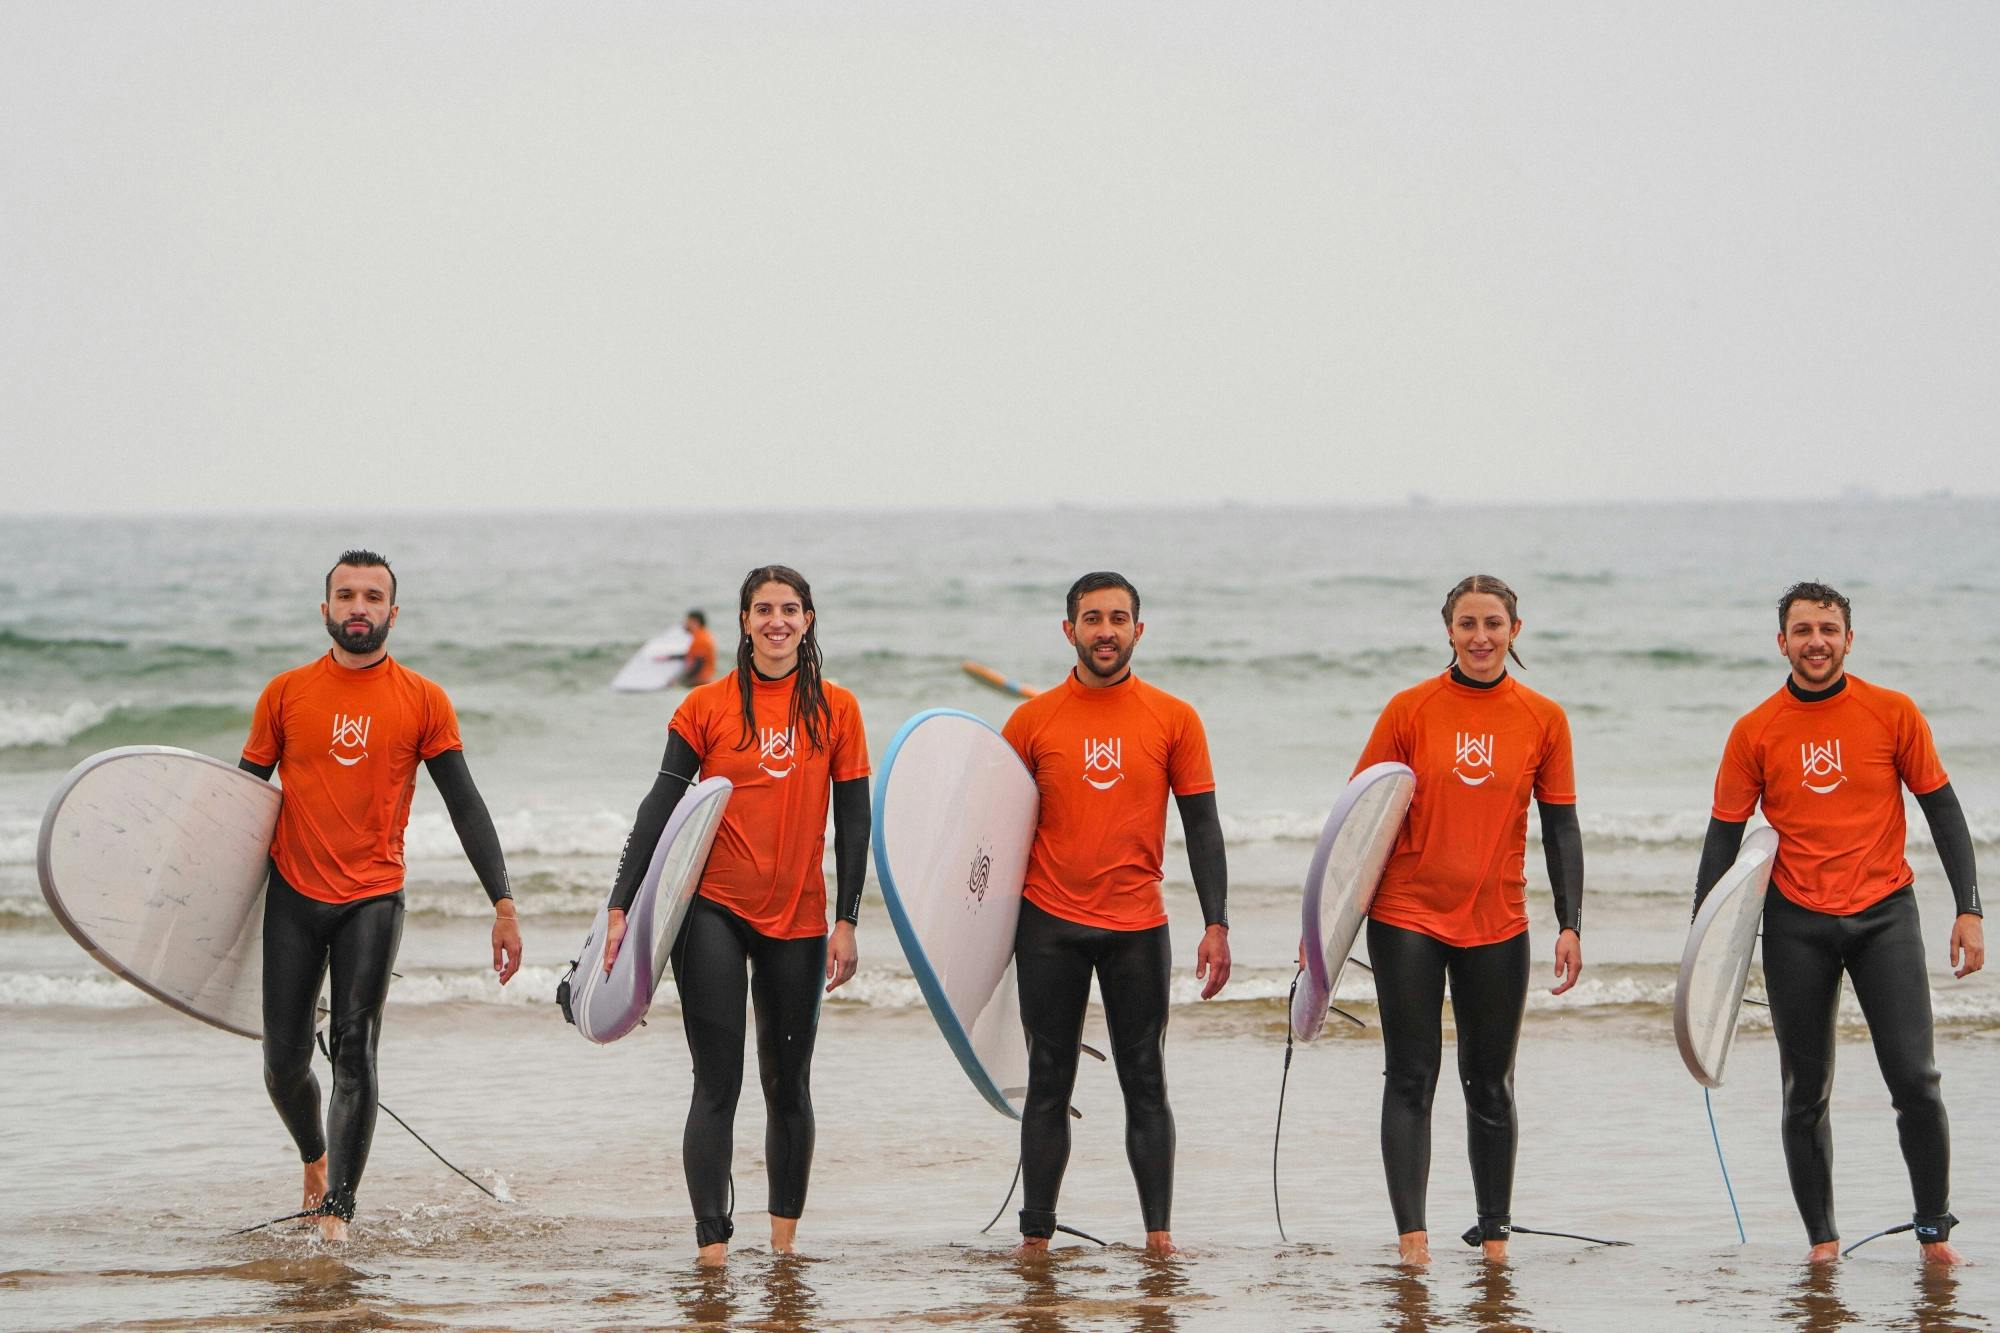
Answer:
(1675, 826, 1780, 1088)
(561, 776, 732, 1044)
(960, 661, 1039, 700)
(873, 708, 1037, 1118)
(611, 626, 696, 693)
(38, 746, 282, 1039)
(1292, 761, 1416, 1042)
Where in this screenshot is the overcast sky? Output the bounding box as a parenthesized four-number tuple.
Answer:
(4, 3, 1996, 513)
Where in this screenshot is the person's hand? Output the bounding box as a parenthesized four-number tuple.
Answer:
(601, 908, 627, 976)
(492, 901, 523, 985)
(1197, 924, 1231, 1000)
(1550, 928, 1581, 996)
(1951, 914, 1985, 978)
(826, 920, 858, 993)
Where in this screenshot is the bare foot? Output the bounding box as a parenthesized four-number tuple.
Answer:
(1481, 1239, 1509, 1264)
(1398, 1231, 1430, 1266)
(314, 1213, 348, 1244)
(1013, 1237, 1051, 1259)
(770, 1215, 800, 1255)
(301, 1154, 328, 1213)
(1807, 1241, 1840, 1264)
(696, 1242, 728, 1268)
(1921, 1241, 1965, 1266)
(1144, 1231, 1176, 1259)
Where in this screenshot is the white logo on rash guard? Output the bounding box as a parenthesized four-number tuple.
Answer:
(330, 713, 371, 767)
(1083, 737, 1124, 790)
(1453, 732, 1494, 787)
(1801, 739, 1846, 794)
(759, 727, 796, 779)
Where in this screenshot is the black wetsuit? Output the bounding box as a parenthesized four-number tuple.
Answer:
(242, 746, 511, 1222)
(1371, 666, 1584, 1241)
(1014, 789, 1227, 1240)
(608, 726, 870, 1247)
(1692, 674, 1978, 1246)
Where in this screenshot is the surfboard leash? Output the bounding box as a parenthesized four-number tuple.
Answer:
(315, 1031, 504, 1204)
(1273, 968, 1301, 1243)
(1459, 1223, 1632, 1248)
(980, 1159, 1022, 1235)
(1840, 1222, 1916, 1257)
(1704, 1087, 1746, 1244)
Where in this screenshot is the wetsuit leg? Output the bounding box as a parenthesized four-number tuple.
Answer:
(1761, 887, 1846, 1245)
(1446, 930, 1530, 1237)
(671, 897, 751, 1246)
(1014, 900, 1096, 1238)
(1844, 887, 1951, 1230)
(261, 868, 331, 1165)
(1094, 921, 1175, 1233)
(1367, 918, 1450, 1235)
(747, 927, 828, 1221)
(319, 890, 404, 1221)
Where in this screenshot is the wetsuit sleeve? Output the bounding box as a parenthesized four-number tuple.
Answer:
(1915, 782, 1982, 918)
(1692, 816, 1748, 919)
(238, 756, 276, 782)
(1537, 800, 1583, 934)
(1175, 791, 1229, 929)
(424, 749, 512, 905)
(607, 732, 700, 914)
(832, 776, 870, 924)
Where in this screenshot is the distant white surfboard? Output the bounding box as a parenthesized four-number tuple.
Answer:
(1292, 762, 1415, 1042)
(1675, 826, 1780, 1088)
(611, 626, 696, 693)
(873, 709, 1037, 1119)
(38, 746, 281, 1039)
(561, 776, 732, 1044)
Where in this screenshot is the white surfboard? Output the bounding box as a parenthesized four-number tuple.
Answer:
(610, 626, 696, 693)
(1675, 826, 1780, 1088)
(1292, 761, 1416, 1042)
(38, 746, 281, 1039)
(873, 709, 1037, 1119)
(562, 777, 732, 1044)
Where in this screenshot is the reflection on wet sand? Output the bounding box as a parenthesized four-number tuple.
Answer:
(1911, 1263, 1976, 1333)
(1782, 1261, 1861, 1331)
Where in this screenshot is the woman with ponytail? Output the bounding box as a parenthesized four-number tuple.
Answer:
(1351, 574, 1584, 1265)
(601, 565, 870, 1266)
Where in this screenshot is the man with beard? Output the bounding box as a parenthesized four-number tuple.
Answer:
(1000, 571, 1230, 1258)
(238, 550, 522, 1240)
(1695, 581, 1982, 1266)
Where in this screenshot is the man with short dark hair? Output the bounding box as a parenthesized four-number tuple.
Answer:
(239, 551, 522, 1240)
(680, 609, 718, 687)
(1002, 570, 1230, 1257)
(1694, 581, 1982, 1266)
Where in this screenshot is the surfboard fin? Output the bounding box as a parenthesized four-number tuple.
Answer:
(1328, 1003, 1366, 1029)
(1078, 1042, 1107, 1061)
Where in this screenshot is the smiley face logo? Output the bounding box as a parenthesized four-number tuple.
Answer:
(1082, 737, 1124, 790)
(1453, 731, 1494, 787)
(758, 727, 796, 779)
(1800, 739, 1846, 795)
(330, 713, 372, 767)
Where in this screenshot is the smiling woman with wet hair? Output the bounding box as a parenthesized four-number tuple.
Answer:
(599, 563, 871, 1267)
(1346, 573, 1585, 1267)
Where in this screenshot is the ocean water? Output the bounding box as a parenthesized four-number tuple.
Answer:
(1, 502, 1995, 1330)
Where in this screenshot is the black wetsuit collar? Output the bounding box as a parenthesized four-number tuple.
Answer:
(1786, 674, 1848, 704)
(1450, 665, 1507, 691)
(750, 663, 800, 683)
(327, 651, 390, 671)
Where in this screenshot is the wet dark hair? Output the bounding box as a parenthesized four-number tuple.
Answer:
(686, 609, 707, 627)
(1778, 581, 1851, 632)
(734, 565, 831, 753)
(1442, 574, 1525, 669)
(326, 549, 396, 601)
(1065, 571, 1141, 623)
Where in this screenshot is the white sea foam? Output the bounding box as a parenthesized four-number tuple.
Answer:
(0, 698, 113, 749)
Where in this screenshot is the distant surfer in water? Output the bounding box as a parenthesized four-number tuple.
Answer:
(600, 565, 870, 1266)
(1351, 574, 1583, 1266)
(1693, 581, 1981, 1266)
(1001, 571, 1230, 1259)
(238, 550, 522, 1242)
(679, 609, 718, 686)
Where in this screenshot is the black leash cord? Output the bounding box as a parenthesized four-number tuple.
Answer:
(981, 1159, 1023, 1235)
(1841, 1223, 1915, 1257)
(1274, 968, 1301, 1243)
(1461, 1223, 1632, 1248)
